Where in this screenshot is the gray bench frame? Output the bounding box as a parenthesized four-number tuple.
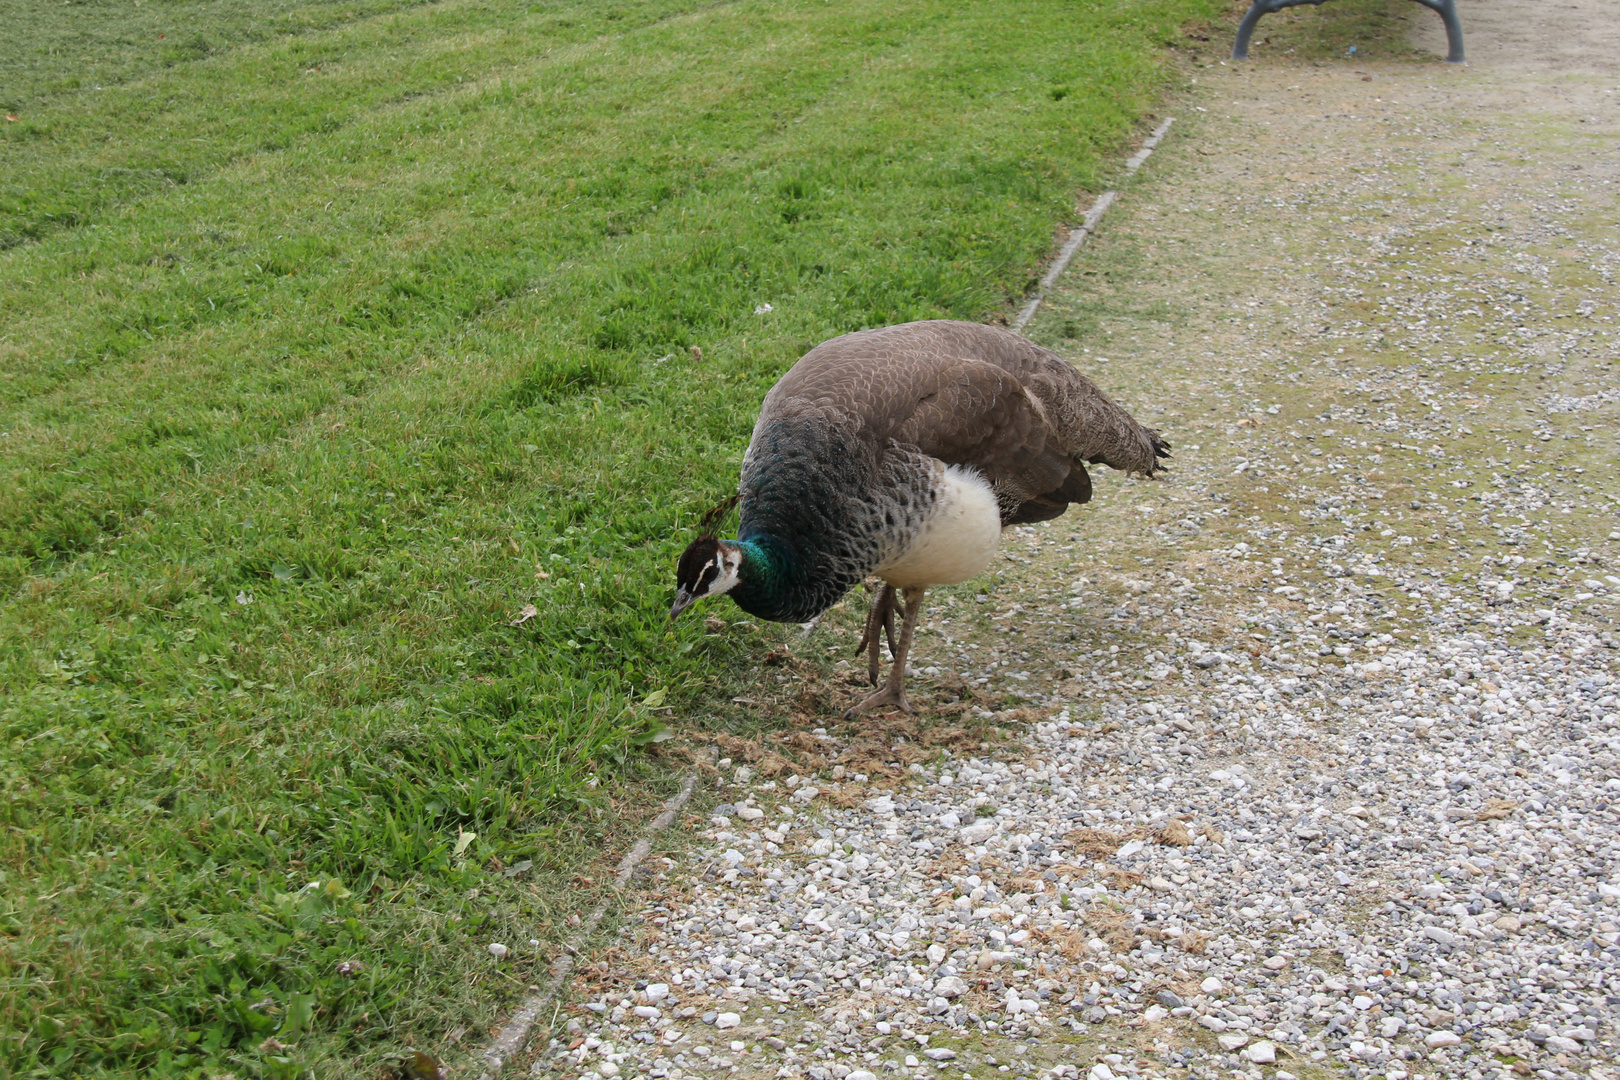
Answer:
(1232, 0, 1464, 63)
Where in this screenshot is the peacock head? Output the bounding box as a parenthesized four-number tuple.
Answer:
(670, 536, 744, 619)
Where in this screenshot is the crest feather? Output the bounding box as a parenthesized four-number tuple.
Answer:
(697, 494, 740, 538)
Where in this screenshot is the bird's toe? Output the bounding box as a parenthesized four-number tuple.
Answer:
(842, 685, 915, 720)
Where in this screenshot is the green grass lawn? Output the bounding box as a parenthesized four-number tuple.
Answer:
(0, 0, 1221, 1075)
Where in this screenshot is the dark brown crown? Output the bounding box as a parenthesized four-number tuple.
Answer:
(676, 536, 723, 593)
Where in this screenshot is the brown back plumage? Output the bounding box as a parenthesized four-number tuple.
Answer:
(757, 320, 1168, 524)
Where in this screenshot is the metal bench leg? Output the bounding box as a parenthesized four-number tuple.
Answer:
(1413, 0, 1466, 62)
(1231, 0, 1272, 60)
(1232, 0, 1330, 61)
(1233, 0, 1463, 64)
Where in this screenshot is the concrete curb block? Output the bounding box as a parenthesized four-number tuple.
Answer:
(1012, 116, 1174, 332)
(477, 755, 711, 1079)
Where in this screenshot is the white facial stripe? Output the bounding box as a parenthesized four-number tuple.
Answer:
(706, 549, 742, 598)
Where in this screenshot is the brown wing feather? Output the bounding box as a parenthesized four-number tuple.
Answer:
(887, 358, 1072, 512)
(898, 321, 1168, 476)
(757, 319, 1167, 522)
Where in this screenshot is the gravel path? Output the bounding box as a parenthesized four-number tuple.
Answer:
(515, 6, 1618, 1080)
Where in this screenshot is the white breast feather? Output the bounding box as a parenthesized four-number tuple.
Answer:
(876, 465, 1000, 588)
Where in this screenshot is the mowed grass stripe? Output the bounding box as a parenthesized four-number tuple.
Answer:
(0, 0, 729, 409)
(0, 0, 440, 111)
(0, 0, 1219, 1075)
(0, 3, 928, 557)
(0, 0, 711, 249)
(0, 1, 1173, 559)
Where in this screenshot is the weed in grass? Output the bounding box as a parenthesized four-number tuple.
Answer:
(0, 0, 1222, 1074)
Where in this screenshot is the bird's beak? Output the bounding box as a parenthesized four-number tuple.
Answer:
(669, 588, 696, 622)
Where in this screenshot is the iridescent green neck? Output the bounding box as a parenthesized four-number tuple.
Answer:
(728, 535, 828, 623)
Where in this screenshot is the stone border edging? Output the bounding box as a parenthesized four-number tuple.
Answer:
(477, 753, 713, 1078)
(1012, 116, 1174, 332)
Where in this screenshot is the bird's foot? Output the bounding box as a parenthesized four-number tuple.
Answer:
(841, 682, 915, 721)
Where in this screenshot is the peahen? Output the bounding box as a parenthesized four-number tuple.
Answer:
(670, 320, 1168, 719)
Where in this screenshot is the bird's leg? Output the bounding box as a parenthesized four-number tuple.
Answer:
(842, 587, 925, 720)
(854, 582, 896, 686)
(882, 592, 899, 659)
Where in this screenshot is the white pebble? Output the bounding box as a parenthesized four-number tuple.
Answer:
(1243, 1041, 1276, 1064)
(959, 819, 997, 844)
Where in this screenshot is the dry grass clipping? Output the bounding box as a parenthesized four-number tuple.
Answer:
(1104, 869, 1143, 890)
(1158, 820, 1194, 846)
(1044, 927, 1095, 961)
(705, 732, 815, 777)
(822, 784, 870, 808)
(1080, 904, 1139, 952)
(1065, 828, 1125, 860)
